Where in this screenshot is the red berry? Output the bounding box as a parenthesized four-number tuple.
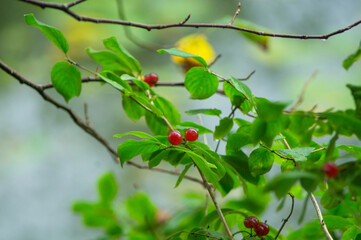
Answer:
(143, 73, 158, 87)
(168, 130, 183, 145)
(254, 222, 269, 237)
(185, 128, 198, 142)
(323, 162, 338, 178)
(243, 216, 259, 229)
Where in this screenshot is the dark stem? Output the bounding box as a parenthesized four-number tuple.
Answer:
(20, 0, 361, 40)
(275, 193, 295, 240)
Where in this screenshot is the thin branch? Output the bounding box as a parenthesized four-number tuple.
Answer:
(309, 193, 333, 240)
(288, 70, 319, 112)
(207, 54, 222, 68)
(0, 58, 204, 186)
(66, 0, 86, 8)
(20, 0, 361, 40)
(195, 166, 233, 239)
(275, 193, 295, 240)
(229, 2, 241, 25)
(84, 101, 90, 126)
(281, 137, 333, 240)
(260, 143, 295, 161)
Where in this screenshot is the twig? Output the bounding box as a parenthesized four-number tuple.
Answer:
(181, 14, 191, 25)
(309, 193, 333, 240)
(207, 54, 222, 68)
(238, 70, 255, 81)
(260, 143, 295, 161)
(288, 70, 319, 112)
(84, 101, 90, 126)
(229, 3, 241, 25)
(66, 0, 86, 8)
(0, 58, 204, 186)
(275, 193, 295, 240)
(195, 166, 233, 239)
(20, 0, 361, 40)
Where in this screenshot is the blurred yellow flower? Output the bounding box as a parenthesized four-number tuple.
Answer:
(171, 33, 215, 71)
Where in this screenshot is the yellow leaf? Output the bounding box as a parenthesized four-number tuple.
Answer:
(171, 34, 215, 71)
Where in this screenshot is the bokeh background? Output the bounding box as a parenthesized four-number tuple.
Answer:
(1, 0, 361, 239)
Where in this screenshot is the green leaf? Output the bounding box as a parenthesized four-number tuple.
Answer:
(103, 36, 142, 74)
(343, 40, 361, 70)
(145, 111, 169, 135)
(117, 139, 160, 166)
(51, 61, 81, 102)
(223, 81, 247, 106)
(278, 147, 315, 161)
(176, 121, 213, 134)
(175, 147, 219, 185)
(86, 48, 133, 76)
(214, 117, 234, 140)
(157, 48, 208, 67)
(121, 74, 149, 90)
(288, 113, 315, 136)
(185, 108, 222, 116)
(226, 133, 252, 154)
(102, 72, 132, 92)
(264, 171, 318, 199)
(122, 94, 146, 121)
(228, 77, 254, 106)
(25, 13, 68, 54)
(255, 97, 288, 121)
(154, 96, 181, 127)
(114, 131, 157, 141)
(148, 149, 169, 168)
(126, 193, 156, 225)
(248, 148, 274, 177)
(234, 19, 269, 50)
(321, 191, 341, 209)
(98, 172, 117, 204)
(338, 144, 361, 159)
(174, 164, 193, 188)
(222, 152, 260, 185)
(347, 84, 361, 117)
(185, 67, 219, 99)
(323, 215, 355, 230)
(321, 111, 361, 139)
(343, 226, 361, 240)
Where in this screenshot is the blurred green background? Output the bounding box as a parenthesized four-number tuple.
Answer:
(1, 0, 361, 239)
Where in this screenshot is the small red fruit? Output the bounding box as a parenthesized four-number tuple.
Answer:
(323, 162, 338, 178)
(168, 130, 183, 145)
(254, 222, 269, 237)
(143, 73, 158, 87)
(243, 216, 259, 229)
(185, 128, 198, 142)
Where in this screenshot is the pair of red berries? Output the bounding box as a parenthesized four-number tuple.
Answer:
(323, 162, 338, 178)
(168, 128, 198, 145)
(144, 73, 159, 87)
(244, 216, 269, 237)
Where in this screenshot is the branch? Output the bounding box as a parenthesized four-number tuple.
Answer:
(229, 3, 241, 25)
(288, 70, 319, 112)
(309, 193, 333, 240)
(275, 193, 295, 240)
(281, 137, 333, 240)
(195, 166, 233, 239)
(20, 0, 361, 40)
(0, 58, 204, 186)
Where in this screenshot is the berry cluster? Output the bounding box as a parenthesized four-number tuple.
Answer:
(168, 128, 199, 145)
(244, 216, 269, 237)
